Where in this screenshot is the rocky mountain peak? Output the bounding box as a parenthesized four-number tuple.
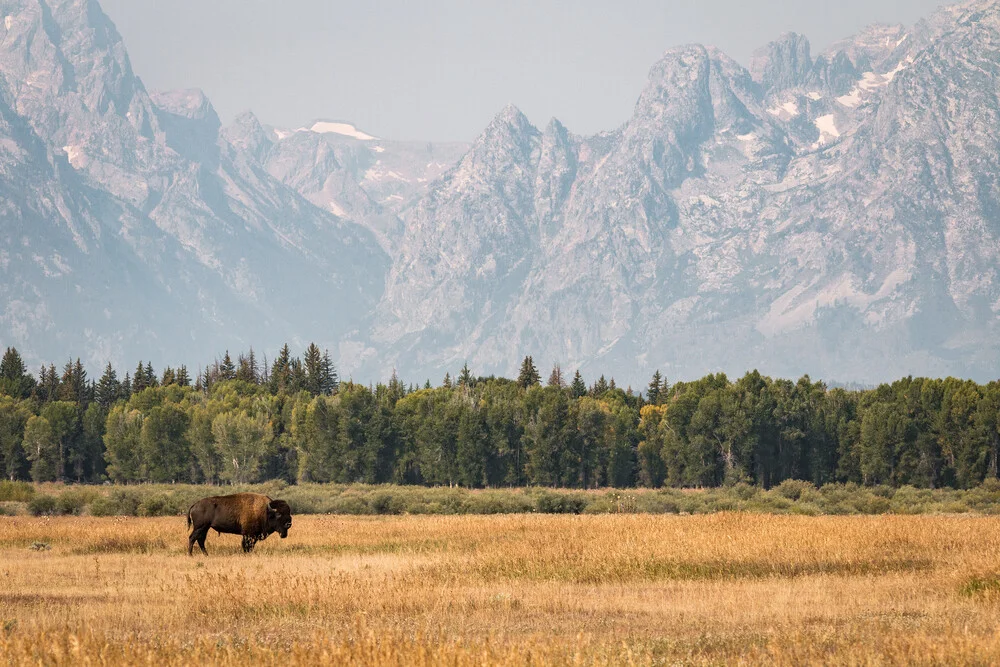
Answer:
(221, 111, 273, 164)
(750, 32, 813, 93)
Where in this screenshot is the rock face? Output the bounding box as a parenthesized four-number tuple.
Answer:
(366, 0, 1000, 384)
(0, 0, 387, 371)
(1, 0, 999, 386)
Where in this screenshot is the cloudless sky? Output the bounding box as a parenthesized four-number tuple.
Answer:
(100, 0, 945, 142)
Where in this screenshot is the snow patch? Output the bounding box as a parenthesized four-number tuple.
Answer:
(768, 100, 799, 118)
(806, 92, 823, 101)
(814, 115, 840, 143)
(837, 63, 910, 107)
(371, 145, 385, 153)
(329, 201, 347, 217)
(63, 145, 83, 168)
(273, 129, 292, 140)
(736, 133, 755, 142)
(4, 16, 11, 30)
(837, 90, 863, 108)
(306, 122, 376, 140)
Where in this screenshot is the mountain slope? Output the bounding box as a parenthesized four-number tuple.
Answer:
(0, 0, 388, 371)
(366, 0, 1000, 384)
(2, 0, 999, 387)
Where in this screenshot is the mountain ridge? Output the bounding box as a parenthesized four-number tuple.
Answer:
(1, 0, 999, 388)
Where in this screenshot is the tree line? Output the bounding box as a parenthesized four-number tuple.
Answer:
(0, 346, 998, 490)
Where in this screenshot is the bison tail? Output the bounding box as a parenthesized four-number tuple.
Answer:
(186, 510, 192, 529)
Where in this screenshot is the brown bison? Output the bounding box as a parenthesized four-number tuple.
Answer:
(186, 493, 292, 555)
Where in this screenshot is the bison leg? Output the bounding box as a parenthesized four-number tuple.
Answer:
(196, 530, 208, 556)
(241, 535, 255, 553)
(189, 526, 209, 556)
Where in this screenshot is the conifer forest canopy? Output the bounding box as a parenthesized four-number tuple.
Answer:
(1, 345, 998, 490)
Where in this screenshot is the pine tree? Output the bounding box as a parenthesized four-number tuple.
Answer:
(121, 372, 132, 398)
(458, 363, 473, 388)
(161, 367, 176, 386)
(234, 348, 258, 384)
(319, 350, 338, 395)
(176, 365, 191, 387)
(270, 344, 291, 393)
(647, 370, 663, 404)
(288, 358, 306, 392)
(133, 362, 148, 393)
(592, 375, 609, 396)
(95, 363, 120, 408)
(571, 370, 587, 398)
(144, 362, 157, 388)
(442, 372, 452, 389)
(547, 364, 564, 388)
(304, 343, 323, 395)
(46, 364, 59, 400)
(424, 379, 432, 390)
(220, 351, 236, 381)
(0, 348, 34, 398)
(57, 359, 88, 403)
(517, 356, 540, 389)
(609, 378, 617, 391)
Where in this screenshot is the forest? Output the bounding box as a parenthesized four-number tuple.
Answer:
(0, 345, 998, 490)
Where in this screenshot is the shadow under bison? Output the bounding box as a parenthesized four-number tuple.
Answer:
(187, 492, 292, 555)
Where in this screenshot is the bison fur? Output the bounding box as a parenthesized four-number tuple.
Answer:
(187, 493, 292, 556)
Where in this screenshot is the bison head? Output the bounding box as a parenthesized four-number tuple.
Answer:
(268, 499, 292, 539)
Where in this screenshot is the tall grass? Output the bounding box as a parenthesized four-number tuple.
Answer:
(2, 514, 1000, 664)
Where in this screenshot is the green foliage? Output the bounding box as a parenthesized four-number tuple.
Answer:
(27, 494, 59, 516)
(4, 344, 1000, 497)
(0, 480, 34, 502)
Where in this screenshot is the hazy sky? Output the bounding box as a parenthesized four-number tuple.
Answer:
(100, 0, 945, 142)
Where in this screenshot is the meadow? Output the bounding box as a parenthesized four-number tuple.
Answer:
(3, 512, 1000, 665)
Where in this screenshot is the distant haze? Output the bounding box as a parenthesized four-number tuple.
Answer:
(102, 0, 944, 142)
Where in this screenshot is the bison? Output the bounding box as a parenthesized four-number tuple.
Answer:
(186, 493, 292, 555)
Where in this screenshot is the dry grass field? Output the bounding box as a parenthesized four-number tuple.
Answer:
(2, 514, 1000, 665)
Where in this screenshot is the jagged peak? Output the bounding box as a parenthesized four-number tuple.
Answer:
(475, 104, 539, 147)
(149, 89, 216, 121)
(490, 104, 534, 130)
(750, 33, 813, 92)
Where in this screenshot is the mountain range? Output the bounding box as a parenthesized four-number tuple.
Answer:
(1, 0, 999, 387)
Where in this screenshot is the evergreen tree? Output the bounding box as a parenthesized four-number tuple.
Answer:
(592, 375, 609, 396)
(95, 363, 120, 408)
(133, 362, 148, 393)
(547, 364, 564, 388)
(0, 347, 34, 398)
(121, 372, 132, 398)
(144, 362, 158, 388)
(57, 359, 88, 403)
(647, 370, 663, 405)
(161, 367, 176, 386)
(304, 343, 323, 395)
(270, 344, 292, 393)
(443, 372, 452, 389)
(571, 370, 587, 398)
(458, 363, 474, 388)
(176, 365, 191, 387)
(609, 378, 617, 391)
(220, 351, 236, 381)
(517, 356, 540, 389)
(424, 379, 432, 390)
(319, 350, 338, 395)
(288, 358, 307, 393)
(236, 348, 259, 384)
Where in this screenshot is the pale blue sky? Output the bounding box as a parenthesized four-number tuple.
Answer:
(100, 0, 945, 142)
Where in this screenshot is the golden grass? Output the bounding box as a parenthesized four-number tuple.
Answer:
(2, 514, 1000, 664)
